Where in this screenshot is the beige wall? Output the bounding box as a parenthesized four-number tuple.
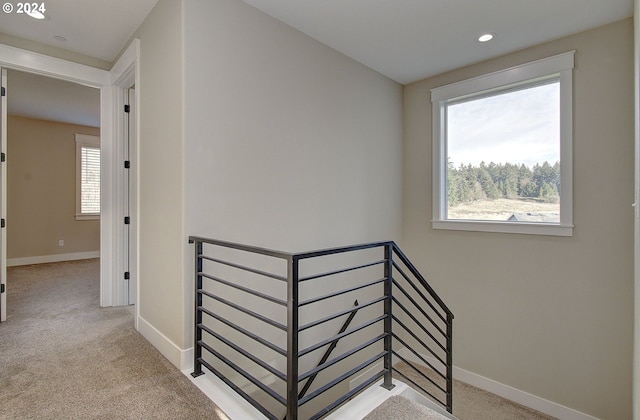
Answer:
(132, 2, 633, 416)
(132, 0, 402, 357)
(403, 19, 634, 419)
(7, 116, 100, 260)
(183, 0, 402, 252)
(134, 0, 185, 348)
(183, 0, 402, 351)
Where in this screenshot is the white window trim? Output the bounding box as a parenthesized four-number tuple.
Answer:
(75, 134, 100, 220)
(431, 51, 574, 237)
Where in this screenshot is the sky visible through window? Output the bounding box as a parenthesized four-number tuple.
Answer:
(445, 81, 561, 222)
(447, 81, 559, 168)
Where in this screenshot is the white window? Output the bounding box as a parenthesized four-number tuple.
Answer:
(75, 134, 100, 220)
(431, 51, 574, 236)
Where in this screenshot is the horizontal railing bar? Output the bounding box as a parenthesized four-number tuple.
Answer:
(392, 366, 447, 409)
(299, 296, 385, 332)
(199, 324, 286, 382)
(189, 236, 292, 260)
(298, 259, 386, 282)
(392, 333, 446, 381)
(299, 277, 385, 307)
(200, 272, 287, 306)
(392, 297, 447, 353)
(199, 307, 287, 356)
(299, 352, 386, 406)
(299, 333, 386, 382)
(393, 262, 447, 323)
(198, 358, 279, 420)
(200, 256, 287, 282)
(308, 371, 386, 420)
(294, 241, 392, 260)
(299, 315, 386, 357)
(392, 350, 447, 394)
(198, 341, 286, 406)
(392, 315, 446, 366)
(392, 244, 453, 317)
(199, 289, 286, 331)
(392, 278, 446, 337)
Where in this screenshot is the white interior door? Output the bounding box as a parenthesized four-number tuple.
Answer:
(124, 87, 137, 306)
(0, 68, 7, 322)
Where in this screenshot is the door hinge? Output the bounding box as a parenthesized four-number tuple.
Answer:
(1, 153, 5, 162)
(124, 272, 130, 280)
(1, 219, 5, 228)
(1, 87, 5, 97)
(0, 284, 4, 294)
(124, 160, 130, 169)
(124, 216, 130, 225)
(124, 104, 130, 113)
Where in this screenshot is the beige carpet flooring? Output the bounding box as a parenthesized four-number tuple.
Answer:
(0, 259, 226, 420)
(364, 395, 447, 420)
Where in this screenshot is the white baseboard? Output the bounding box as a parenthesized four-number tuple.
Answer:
(134, 327, 597, 420)
(137, 315, 193, 371)
(7, 251, 100, 267)
(181, 342, 597, 419)
(182, 347, 195, 372)
(452, 365, 598, 420)
(184, 365, 268, 420)
(397, 348, 598, 420)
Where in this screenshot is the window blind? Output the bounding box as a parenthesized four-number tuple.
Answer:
(80, 146, 100, 214)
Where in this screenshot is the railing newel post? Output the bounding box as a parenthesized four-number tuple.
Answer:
(382, 243, 395, 390)
(286, 255, 300, 419)
(446, 312, 454, 413)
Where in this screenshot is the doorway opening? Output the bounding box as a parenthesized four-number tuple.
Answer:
(5, 69, 101, 270)
(0, 40, 140, 323)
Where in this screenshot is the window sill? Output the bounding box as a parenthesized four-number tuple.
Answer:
(432, 220, 573, 237)
(76, 214, 100, 221)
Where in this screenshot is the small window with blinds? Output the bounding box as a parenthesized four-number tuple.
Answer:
(75, 134, 100, 220)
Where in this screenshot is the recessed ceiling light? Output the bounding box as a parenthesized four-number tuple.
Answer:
(478, 33, 494, 43)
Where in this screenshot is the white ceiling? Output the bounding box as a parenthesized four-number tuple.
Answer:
(0, 0, 158, 127)
(0, 0, 634, 125)
(243, 0, 634, 84)
(0, 0, 158, 62)
(7, 69, 100, 127)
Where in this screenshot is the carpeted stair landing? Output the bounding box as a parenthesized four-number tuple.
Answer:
(364, 395, 448, 420)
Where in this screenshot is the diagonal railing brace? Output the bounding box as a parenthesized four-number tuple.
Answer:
(299, 300, 360, 399)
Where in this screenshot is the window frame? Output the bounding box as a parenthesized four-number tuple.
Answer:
(431, 51, 574, 236)
(75, 134, 101, 220)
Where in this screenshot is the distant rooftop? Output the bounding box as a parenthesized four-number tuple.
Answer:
(508, 212, 560, 223)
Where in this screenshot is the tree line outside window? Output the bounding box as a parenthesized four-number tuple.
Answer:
(447, 160, 560, 208)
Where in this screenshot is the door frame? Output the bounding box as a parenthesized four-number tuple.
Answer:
(0, 69, 6, 322)
(110, 40, 140, 325)
(0, 40, 140, 315)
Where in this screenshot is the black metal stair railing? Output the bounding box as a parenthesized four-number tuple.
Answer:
(189, 237, 454, 420)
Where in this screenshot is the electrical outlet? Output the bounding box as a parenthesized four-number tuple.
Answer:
(58, 240, 64, 247)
